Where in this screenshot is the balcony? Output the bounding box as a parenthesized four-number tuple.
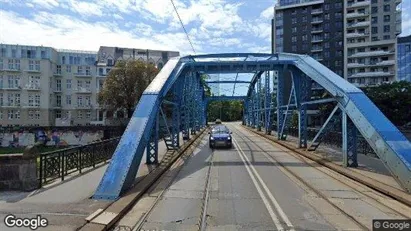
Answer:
(311, 38, 323, 43)
(0, 85, 21, 90)
(52, 88, 62, 93)
(346, 11, 369, 19)
(311, 47, 323, 52)
(54, 72, 62, 77)
(348, 71, 395, 78)
(74, 72, 92, 77)
(347, 21, 370, 28)
(22, 103, 40, 109)
(311, 9, 323, 14)
(347, 1, 370, 9)
(23, 84, 41, 91)
(349, 50, 394, 58)
(75, 104, 92, 109)
(52, 103, 62, 108)
(0, 68, 21, 72)
(0, 102, 20, 108)
(26, 68, 41, 73)
(311, 27, 323, 33)
(311, 19, 323, 24)
(346, 32, 369, 38)
(75, 87, 92, 93)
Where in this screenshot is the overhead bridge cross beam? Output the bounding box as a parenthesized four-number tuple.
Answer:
(93, 53, 411, 200)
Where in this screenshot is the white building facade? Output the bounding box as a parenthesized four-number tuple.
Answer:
(0, 44, 179, 126)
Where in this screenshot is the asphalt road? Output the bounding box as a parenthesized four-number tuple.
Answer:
(137, 123, 407, 231)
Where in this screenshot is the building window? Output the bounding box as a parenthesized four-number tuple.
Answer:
(384, 25, 390, 32)
(35, 61, 40, 71)
(66, 65, 71, 73)
(56, 79, 61, 91)
(372, 7, 378, 13)
(8, 110, 14, 119)
(384, 5, 390, 12)
(383, 35, 390, 40)
(0, 93, 3, 106)
(77, 66, 83, 74)
(56, 95, 61, 107)
(0, 59, 3, 69)
(35, 110, 40, 120)
(66, 79, 71, 89)
(35, 94, 40, 106)
(86, 66, 91, 75)
(85, 80, 91, 90)
(372, 17, 378, 24)
(41, 51, 46, 59)
(107, 59, 113, 66)
(29, 60, 35, 70)
(66, 95, 71, 105)
(78, 111, 83, 119)
(86, 110, 91, 119)
(85, 96, 91, 106)
(28, 94, 34, 106)
(372, 27, 378, 34)
(384, 15, 390, 22)
(292, 27, 297, 33)
(62, 56, 66, 64)
(0, 110, 3, 119)
(15, 110, 20, 119)
(77, 80, 83, 89)
(99, 68, 103, 76)
(292, 36, 297, 42)
(292, 18, 296, 24)
(56, 110, 61, 119)
(77, 96, 83, 106)
(57, 65, 61, 75)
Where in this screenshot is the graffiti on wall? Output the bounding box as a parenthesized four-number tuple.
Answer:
(0, 128, 104, 148)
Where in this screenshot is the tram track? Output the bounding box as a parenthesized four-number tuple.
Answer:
(235, 125, 411, 230)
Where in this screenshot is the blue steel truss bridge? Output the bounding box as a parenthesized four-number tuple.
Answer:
(92, 52, 411, 202)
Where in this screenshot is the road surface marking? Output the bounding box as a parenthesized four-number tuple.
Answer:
(233, 136, 295, 231)
(232, 138, 284, 230)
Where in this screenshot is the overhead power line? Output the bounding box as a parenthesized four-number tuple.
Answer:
(170, 0, 196, 54)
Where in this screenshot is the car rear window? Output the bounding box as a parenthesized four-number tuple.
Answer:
(211, 126, 229, 134)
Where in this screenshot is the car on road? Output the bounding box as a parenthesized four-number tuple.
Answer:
(215, 119, 222, 124)
(209, 125, 232, 149)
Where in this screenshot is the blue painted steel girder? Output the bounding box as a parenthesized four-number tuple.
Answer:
(94, 53, 411, 201)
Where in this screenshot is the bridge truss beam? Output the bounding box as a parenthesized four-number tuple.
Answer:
(93, 53, 411, 200)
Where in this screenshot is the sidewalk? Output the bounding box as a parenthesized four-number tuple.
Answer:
(0, 134, 184, 231)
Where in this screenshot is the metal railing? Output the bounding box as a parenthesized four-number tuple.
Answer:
(38, 137, 120, 187)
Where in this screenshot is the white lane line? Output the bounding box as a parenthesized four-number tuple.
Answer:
(233, 137, 295, 231)
(232, 138, 284, 230)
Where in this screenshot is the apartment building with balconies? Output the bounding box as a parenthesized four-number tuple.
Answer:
(345, 0, 402, 87)
(273, 0, 402, 87)
(273, 0, 345, 79)
(0, 44, 179, 126)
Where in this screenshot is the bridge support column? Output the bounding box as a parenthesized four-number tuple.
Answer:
(182, 74, 190, 141)
(294, 70, 310, 149)
(265, 71, 272, 135)
(257, 77, 262, 131)
(171, 85, 181, 149)
(146, 110, 159, 164)
(276, 67, 284, 139)
(342, 111, 358, 167)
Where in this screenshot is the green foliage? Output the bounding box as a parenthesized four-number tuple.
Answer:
(207, 100, 243, 122)
(98, 60, 159, 117)
(317, 81, 411, 127)
(362, 81, 411, 126)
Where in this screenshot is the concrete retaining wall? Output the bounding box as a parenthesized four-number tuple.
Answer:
(0, 154, 38, 191)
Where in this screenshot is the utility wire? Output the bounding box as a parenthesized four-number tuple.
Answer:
(170, 0, 196, 55)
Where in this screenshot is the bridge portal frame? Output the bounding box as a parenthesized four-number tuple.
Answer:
(93, 53, 411, 200)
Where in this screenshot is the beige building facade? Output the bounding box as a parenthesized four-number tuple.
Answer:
(0, 44, 179, 126)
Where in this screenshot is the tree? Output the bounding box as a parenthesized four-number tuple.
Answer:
(362, 81, 411, 126)
(98, 60, 159, 118)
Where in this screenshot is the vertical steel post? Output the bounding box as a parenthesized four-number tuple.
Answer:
(276, 68, 284, 139)
(257, 75, 262, 131)
(265, 71, 271, 134)
(342, 111, 358, 167)
(146, 110, 159, 164)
